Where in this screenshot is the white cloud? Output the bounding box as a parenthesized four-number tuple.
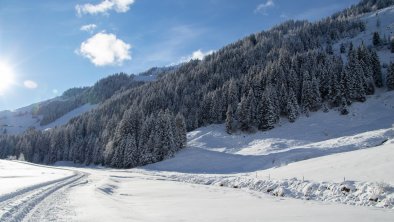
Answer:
(76, 0, 135, 16)
(80, 24, 97, 33)
(77, 32, 131, 66)
(178, 49, 214, 64)
(23, 80, 38, 89)
(255, 0, 275, 15)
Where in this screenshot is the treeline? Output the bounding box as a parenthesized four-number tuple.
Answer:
(0, 108, 186, 168)
(0, 0, 393, 168)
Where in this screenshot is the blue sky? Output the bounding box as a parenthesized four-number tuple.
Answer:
(0, 0, 359, 110)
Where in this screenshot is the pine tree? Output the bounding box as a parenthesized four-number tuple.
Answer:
(225, 105, 234, 134)
(340, 97, 349, 115)
(373, 32, 381, 46)
(391, 38, 394, 53)
(237, 95, 251, 131)
(286, 88, 299, 123)
(345, 52, 366, 102)
(370, 50, 383, 87)
(259, 88, 277, 130)
(387, 63, 394, 91)
(175, 113, 187, 149)
(111, 138, 126, 168)
(227, 79, 239, 112)
(123, 133, 137, 168)
(340, 43, 346, 54)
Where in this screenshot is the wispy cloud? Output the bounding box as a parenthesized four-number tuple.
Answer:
(178, 49, 214, 64)
(77, 31, 131, 66)
(76, 0, 135, 16)
(80, 24, 97, 33)
(255, 0, 275, 15)
(23, 80, 38, 89)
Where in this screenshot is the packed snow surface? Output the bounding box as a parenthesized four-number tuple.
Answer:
(1, 160, 394, 222)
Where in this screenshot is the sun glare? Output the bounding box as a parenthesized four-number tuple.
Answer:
(0, 61, 15, 94)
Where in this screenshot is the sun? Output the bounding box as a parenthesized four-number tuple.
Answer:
(0, 61, 15, 94)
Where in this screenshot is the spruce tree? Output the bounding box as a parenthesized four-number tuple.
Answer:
(373, 32, 381, 46)
(340, 43, 346, 54)
(123, 133, 137, 168)
(370, 50, 383, 87)
(286, 88, 299, 123)
(259, 88, 277, 130)
(175, 113, 187, 149)
(237, 95, 251, 131)
(391, 38, 394, 53)
(387, 63, 394, 91)
(225, 105, 234, 134)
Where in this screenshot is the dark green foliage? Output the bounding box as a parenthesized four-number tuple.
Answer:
(225, 105, 234, 134)
(340, 43, 346, 53)
(387, 63, 394, 91)
(391, 38, 394, 53)
(373, 32, 381, 46)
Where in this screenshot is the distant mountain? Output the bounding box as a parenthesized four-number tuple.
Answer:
(0, 0, 393, 169)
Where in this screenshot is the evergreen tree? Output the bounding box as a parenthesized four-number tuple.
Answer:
(175, 113, 187, 149)
(370, 50, 383, 87)
(373, 32, 381, 46)
(259, 88, 277, 130)
(111, 138, 126, 168)
(391, 38, 394, 53)
(340, 43, 346, 54)
(387, 63, 394, 91)
(286, 88, 299, 123)
(237, 95, 251, 131)
(225, 105, 234, 134)
(123, 133, 137, 168)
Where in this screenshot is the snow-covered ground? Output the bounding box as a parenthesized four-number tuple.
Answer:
(1, 160, 393, 222)
(144, 90, 394, 174)
(0, 103, 97, 135)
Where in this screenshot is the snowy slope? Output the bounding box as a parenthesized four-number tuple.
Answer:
(39, 103, 97, 131)
(262, 138, 394, 183)
(144, 90, 394, 174)
(0, 103, 96, 135)
(334, 6, 394, 66)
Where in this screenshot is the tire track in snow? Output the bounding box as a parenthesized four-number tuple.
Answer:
(0, 171, 86, 222)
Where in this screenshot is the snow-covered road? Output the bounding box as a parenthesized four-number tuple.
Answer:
(0, 161, 87, 222)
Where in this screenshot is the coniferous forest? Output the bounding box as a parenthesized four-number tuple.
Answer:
(1, 0, 394, 168)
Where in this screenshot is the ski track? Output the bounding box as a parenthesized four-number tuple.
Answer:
(0, 170, 87, 222)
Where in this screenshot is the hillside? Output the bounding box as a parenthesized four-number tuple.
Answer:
(0, 0, 393, 169)
(0, 67, 174, 135)
(144, 89, 394, 174)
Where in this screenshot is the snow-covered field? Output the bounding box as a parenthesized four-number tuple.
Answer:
(1, 160, 394, 222)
